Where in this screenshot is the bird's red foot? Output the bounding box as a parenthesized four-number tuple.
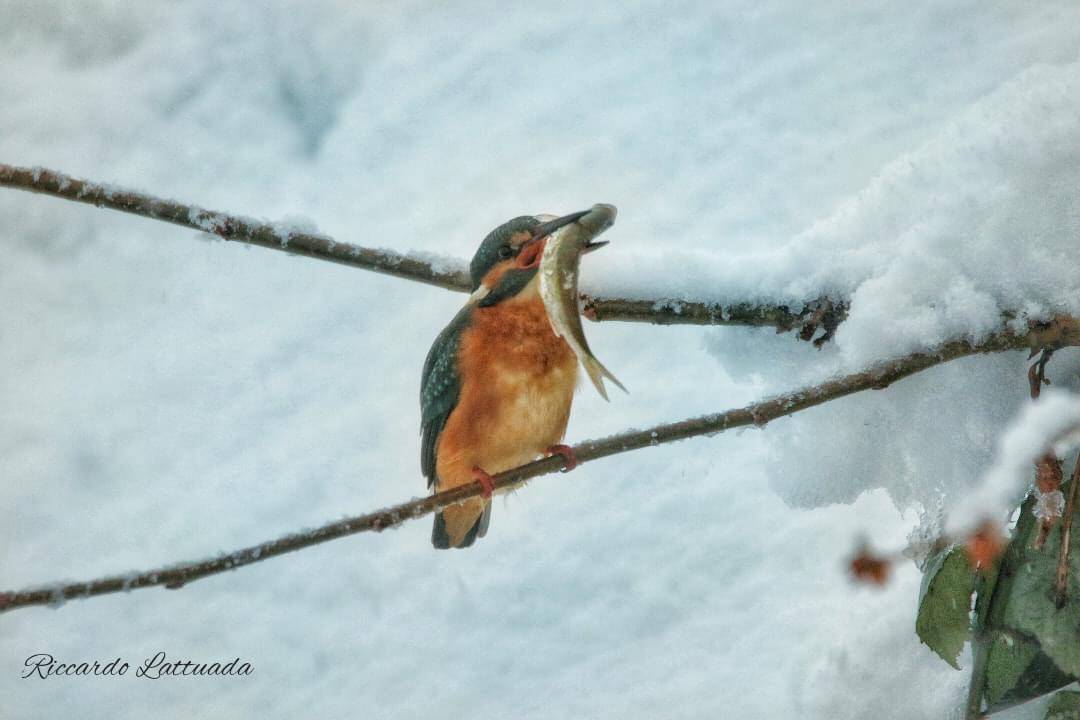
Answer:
(547, 444, 579, 472)
(471, 466, 495, 498)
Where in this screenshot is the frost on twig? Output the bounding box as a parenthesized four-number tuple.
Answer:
(1034, 452, 1065, 550)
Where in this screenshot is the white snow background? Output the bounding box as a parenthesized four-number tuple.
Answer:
(3, 1, 1080, 717)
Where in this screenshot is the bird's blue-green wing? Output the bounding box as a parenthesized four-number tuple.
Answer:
(420, 307, 470, 487)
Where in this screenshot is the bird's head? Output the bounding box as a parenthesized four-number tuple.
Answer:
(468, 210, 590, 306)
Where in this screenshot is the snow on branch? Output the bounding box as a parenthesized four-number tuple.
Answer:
(0, 162, 834, 332)
(3, 313, 1078, 615)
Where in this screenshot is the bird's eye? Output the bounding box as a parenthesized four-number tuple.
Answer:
(498, 245, 514, 259)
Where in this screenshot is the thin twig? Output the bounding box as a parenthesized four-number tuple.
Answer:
(0, 162, 837, 330)
(1027, 348, 1053, 399)
(1054, 454, 1080, 609)
(0, 163, 471, 291)
(3, 315, 1078, 615)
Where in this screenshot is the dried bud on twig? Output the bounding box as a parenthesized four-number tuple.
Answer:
(965, 521, 1005, 571)
(850, 545, 892, 586)
(1035, 452, 1064, 494)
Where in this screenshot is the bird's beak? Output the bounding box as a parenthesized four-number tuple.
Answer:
(531, 210, 590, 241)
(515, 210, 591, 269)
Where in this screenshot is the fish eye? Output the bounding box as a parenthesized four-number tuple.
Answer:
(498, 245, 514, 259)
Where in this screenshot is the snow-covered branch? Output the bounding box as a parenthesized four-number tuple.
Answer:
(0, 162, 836, 332)
(4, 313, 1078, 614)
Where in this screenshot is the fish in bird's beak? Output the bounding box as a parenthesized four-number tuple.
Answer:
(537, 203, 625, 400)
(517, 209, 609, 268)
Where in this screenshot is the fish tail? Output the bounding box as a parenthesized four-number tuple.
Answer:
(581, 354, 627, 402)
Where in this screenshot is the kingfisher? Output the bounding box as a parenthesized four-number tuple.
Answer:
(420, 210, 596, 549)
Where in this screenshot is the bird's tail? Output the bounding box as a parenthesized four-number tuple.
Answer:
(432, 497, 491, 549)
(581, 354, 627, 402)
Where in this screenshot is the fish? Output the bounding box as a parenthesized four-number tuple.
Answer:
(538, 203, 627, 401)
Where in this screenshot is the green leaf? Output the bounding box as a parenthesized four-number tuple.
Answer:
(1045, 690, 1080, 720)
(916, 545, 975, 669)
(985, 632, 1039, 706)
(986, 634, 1075, 711)
(1000, 482, 1080, 678)
(977, 484, 1080, 715)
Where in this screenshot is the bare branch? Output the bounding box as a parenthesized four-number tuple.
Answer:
(4, 314, 1079, 614)
(0, 162, 834, 330)
(0, 163, 472, 291)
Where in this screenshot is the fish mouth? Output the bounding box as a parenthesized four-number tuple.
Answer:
(580, 203, 617, 236)
(576, 203, 617, 253)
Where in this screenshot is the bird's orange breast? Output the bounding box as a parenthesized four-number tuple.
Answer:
(435, 294, 578, 490)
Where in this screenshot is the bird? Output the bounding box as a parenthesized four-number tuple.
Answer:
(420, 210, 593, 549)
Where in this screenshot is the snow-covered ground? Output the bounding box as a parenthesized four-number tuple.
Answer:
(3, 2, 1080, 717)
